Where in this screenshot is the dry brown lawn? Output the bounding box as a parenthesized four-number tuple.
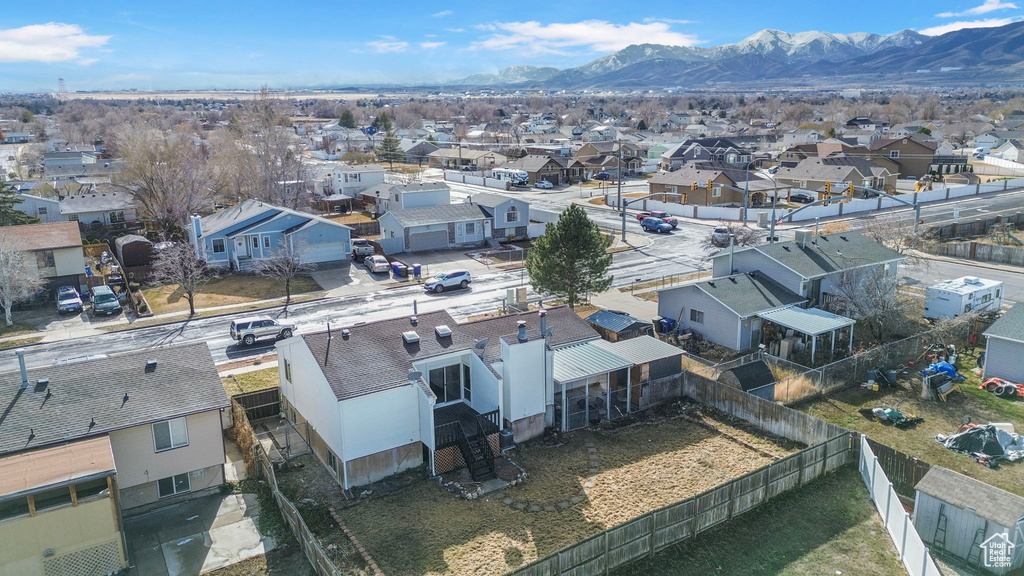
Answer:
(221, 367, 280, 396)
(143, 275, 322, 315)
(323, 212, 375, 225)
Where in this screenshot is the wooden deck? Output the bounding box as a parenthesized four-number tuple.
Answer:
(434, 402, 482, 436)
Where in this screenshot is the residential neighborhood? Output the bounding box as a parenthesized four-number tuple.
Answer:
(5, 4, 1024, 576)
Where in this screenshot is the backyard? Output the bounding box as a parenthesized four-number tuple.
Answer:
(142, 275, 323, 315)
(610, 466, 906, 576)
(222, 367, 280, 395)
(798, 349, 1024, 497)
(273, 405, 800, 576)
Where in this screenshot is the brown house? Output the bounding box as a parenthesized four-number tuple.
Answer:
(648, 162, 777, 206)
(864, 134, 967, 179)
(502, 155, 586, 185)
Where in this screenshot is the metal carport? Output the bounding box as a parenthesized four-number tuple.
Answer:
(758, 307, 855, 363)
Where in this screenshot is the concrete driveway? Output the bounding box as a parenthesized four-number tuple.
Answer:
(124, 493, 276, 576)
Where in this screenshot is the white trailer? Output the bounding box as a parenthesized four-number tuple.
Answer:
(924, 276, 1003, 320)
(490, 168, 529, 186)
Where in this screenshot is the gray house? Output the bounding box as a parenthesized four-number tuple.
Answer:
(657, 271, 805, 351)
(377, 204, 488, 253)
(468, 193, 530, 241)
(982, 303, 1024, 384)
(913, 466, 1024, 574)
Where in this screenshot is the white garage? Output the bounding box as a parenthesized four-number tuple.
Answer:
(378, 204, 488, 254)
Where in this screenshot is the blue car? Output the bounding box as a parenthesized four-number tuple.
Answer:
(640, 217, 673, 233)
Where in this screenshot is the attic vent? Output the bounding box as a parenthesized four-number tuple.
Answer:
(145, 360, 157, 372)
(402, 331, 420, 344)
(435, 325, 452, 338)
(839, 235, 849, 241)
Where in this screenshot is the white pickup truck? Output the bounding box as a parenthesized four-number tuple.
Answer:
(351, 238, 375, 261)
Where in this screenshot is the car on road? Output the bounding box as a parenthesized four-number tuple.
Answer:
(789, 192, 815, 204)
(647, 211, 678, 228)
(424, 270, 472, 293)
(56, 285, 83, 314)
(90, 285, 122, 316)
(640, 217, 673, 234)
(711, 226, 732, 247)
(535, 180, 554, 189)
(768, 165, 780, 174)
(364, 255, 390, 274)
(594, 172, 611, 181)
(230, 316, 296, 346)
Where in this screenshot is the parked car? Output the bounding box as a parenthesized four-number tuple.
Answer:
(904, 175, 917, 181)
(647, 211, 678, 228)
(789, 192, 815, 204)
(90, 285, 122, 316)
(635, 211, 652, 222)
(229, 316, 296, 346)
(535, 180, 554, 189)
(594, 172, 611, 181)
(768, 165, 780, 174)
(424, 270, 472, 293)
(351, 238, 375, 261)
(711, 226, 732, 247)
(364, 255, 390, 274)
(640, 217, 673, 233)
(56, 285, 83, 314)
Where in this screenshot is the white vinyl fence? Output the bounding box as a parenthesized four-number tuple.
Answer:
(860, 435, 943, 576)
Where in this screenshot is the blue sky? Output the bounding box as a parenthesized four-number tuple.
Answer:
(1, 0, 1022, 92)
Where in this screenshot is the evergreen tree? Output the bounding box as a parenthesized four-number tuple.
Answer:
(0, 181, 39, 226)
(525, 204, 612, 308)
(339, 109, 357, 129)
(371, 112, 393, 133)
(375, 130, 403, 169)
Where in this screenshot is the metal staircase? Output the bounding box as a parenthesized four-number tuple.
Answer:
(457, 421, 496, 481)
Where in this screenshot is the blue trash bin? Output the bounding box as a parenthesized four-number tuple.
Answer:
(391, 263, 401, 276)
(412, 263, 422, 278)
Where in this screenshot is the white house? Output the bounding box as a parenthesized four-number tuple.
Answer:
(312, 163, 386, 198)
(368, 182, 451, 213)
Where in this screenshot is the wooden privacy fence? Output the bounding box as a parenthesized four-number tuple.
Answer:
(506, 433, 855, 576)
(866, 438, 931, 498)
(921, 240, 1024, 266)
(234, 388, 281, 421)
(255, 445, 343, 576)
(928, 210, 1024, 239)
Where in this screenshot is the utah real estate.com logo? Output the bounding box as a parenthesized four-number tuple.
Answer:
(980, 532, 1014, 569)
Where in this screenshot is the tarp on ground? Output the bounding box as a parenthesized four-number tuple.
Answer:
(936, 424, 1024, 462)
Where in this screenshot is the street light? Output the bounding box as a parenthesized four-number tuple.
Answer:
(742, 158, 757, 227)
(374, 190, 381, 219)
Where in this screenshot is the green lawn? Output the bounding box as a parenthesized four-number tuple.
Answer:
(142, 275, 323, 315)
(611, 467, 905, 576)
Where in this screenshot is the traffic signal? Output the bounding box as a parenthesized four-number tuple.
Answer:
(691, 182, 698, 191)
(824, 182, 832, 195)
(847, 182, 855, 196)
(706, 179, 713, 190)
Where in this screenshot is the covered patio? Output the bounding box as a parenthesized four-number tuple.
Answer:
(553, 342, 632, 431)
(758, 307, 855, 364)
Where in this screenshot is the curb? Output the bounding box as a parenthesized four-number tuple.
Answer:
(102, 296, 332, 336)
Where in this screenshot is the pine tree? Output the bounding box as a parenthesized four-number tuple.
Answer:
(0, 181, 39, 227)
(525, 204, 612, 308)
(375, 131, 403, 169)
(339, 109, 357, 129)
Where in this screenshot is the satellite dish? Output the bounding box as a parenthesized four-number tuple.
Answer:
(474, 338, 489, 350)
(408, 370, 422, 381)
(544, 327, 555, 338)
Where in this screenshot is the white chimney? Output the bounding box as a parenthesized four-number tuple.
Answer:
(16, 348, 28, 389)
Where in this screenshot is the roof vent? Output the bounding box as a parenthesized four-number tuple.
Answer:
(839, 235, 848, 241)
(341, 329, 351, 339)
(964, 277, 980, 285)
(517, 320, 528, 343)
(145, 360, 157, 372)
(435, 325, 452, 338)
(410, 316, 418, 326)
(37, 378, 49, 388)
(729, 277, 737, 283)
(403, 331, 420, 344)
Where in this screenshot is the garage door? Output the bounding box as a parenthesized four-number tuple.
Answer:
(302, 242, 346, 264)
(542, 175, 560, 185)
(408, 230, 449, 251)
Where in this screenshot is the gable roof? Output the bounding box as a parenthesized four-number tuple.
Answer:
(199, 200, 351, 238)
(779, 156, 890, 182)
(385, 203, 488, 228)
(868, 133, 938, 152)
(724, 360, 776, 392)
(650, 161, 773, 188)
(720, 232, 904, 280)
(503, 154, 563, 172)
(0, 221, 82, 251)
(687, 272, 804, 317)
(468, 193, 516, 209)
(0, 342, 228, 457)
(916, 466, 1024, 528)
(460, 306, 600, 363)
(984, 302, 1024, 343)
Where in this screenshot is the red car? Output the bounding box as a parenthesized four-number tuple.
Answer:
(648, 211, 678, 228)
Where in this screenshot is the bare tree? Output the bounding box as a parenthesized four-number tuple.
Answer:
(859, 210, 926, 265)
(151, 242, 209, 316)
(700, 224, 764, 253)
(0, 231, 43, 326)
(113, 126, 217, 238)
(831, 265, 913, 342)
(252, 239, 313, 305)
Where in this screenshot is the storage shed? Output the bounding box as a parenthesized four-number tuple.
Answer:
(584, 310, 654, 342)
(982, 303, 1024, 384)
(114, 234, 154, 267)
(913, 466, 1024, 573)
(719, 360, 776, 401)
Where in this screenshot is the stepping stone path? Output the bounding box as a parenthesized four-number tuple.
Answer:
(497, 436, 602, 513)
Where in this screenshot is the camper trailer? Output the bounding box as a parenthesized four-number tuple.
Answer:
(924, 276, 1003, 320)
(490, 168, 529, 187)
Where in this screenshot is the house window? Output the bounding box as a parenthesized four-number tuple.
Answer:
(464, 222, 476, 236)
(712, 187, 721, 198)
(33, 486, 72, 512)
(0, 496, 29, 521)
(889, 150, 900, 159)
(153, 417, 189, 452)
(428, 364, 463, 403)
(36, 250, 54, 269)
(74, 478, 110, 501)
(463, 364, 472, 402)
(212, 239, 226, 254)
(109, 211, 125, 224)
(505, 206, 520, 224)
(264, 236, 271, 249)
(284, 359, 292, 382)
(252, 236, 260, 249)
(157, 473, 191, 498)
(37, 207, 47, 216)
(327, 451, 337, 473)
(690, 309, 705, 323)
(68, 214, 79, 222)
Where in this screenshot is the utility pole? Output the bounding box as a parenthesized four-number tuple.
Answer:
(617, 139, 626, 241)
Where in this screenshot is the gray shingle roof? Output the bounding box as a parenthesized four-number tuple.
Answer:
(59, 191, 135, 214)
(984, 302, 1024, 343)
(459, 305, 599, 363)
(0, 343, 228, 457)
(386, 204, 488, 228)
(502, 155, 562, 172)
(734, 232, 905, 280)
(915, 466, 1024, 528)
(468, 193, 513, 209)
(200, 200, 351, 238)
(691, 272, 805, 317)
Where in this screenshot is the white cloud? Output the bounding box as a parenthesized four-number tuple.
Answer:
(446, 28, 465, 33)
(0, 22, 110, 63)
(937, 0, 1017, 17)
(470, 20, 701, 54)
(367, 38, 408, 52)
(432, 10, 453, 17)
(919, 16, 1020, 35)
(643, 17, 693, 24)
(76, 58, 98, 66)
(420, 41, 446, 49)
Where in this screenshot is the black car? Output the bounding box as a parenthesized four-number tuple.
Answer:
(594, 172, 611, 181)
(789, 192, 815, 204)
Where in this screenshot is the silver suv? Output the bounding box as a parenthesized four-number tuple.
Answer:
(423, 270, 472, 293)
(230, 316, 296, 346)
